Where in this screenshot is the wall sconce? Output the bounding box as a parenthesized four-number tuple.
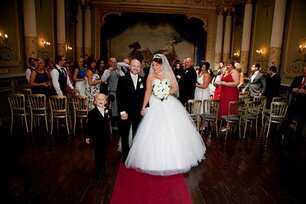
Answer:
(233, 51, 240, 57)
(256, 49, 265, 56)
(0, 32, 8, 44)
(66, 44, 72, 51)
(42, 40, 51, 48)
(298, 43, 306, 53)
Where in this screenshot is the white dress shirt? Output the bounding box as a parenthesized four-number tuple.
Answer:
(25, 66, 35, 82)
(50, 65, 74, 96)
(251, 71, 259, 83)
(131, 73, 138, 89)
(97, 107, 105, 117)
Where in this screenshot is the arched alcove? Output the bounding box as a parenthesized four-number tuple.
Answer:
(100, 12, 207, 65)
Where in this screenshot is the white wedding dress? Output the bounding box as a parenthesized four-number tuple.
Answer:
(125, 79, 206, 176)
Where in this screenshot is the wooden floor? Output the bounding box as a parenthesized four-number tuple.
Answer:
(2, 121, 306, 204)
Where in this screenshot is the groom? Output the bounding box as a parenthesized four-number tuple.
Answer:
(117, 59, 146, 162)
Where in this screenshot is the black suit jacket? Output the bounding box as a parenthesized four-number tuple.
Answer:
(289, 75, 306, 119)
(87, 107, 111, 146)
(266, 73, 281, 105)
(117, 72, 145, 120)
(178, 66, 197, 105)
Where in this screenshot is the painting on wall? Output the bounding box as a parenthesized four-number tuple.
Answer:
(110, 22, 195, 66)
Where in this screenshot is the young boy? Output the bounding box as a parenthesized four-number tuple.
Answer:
(86, 93, 112, 179)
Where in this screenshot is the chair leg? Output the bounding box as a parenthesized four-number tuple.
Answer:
(44, 114, 49, 132)
(30, 112, 33, 132)
(24, 115, 29, 133)
(225, 122, 229, 139)
(266, 120, 271, 138)
(66, 117, 70, 135)
(215, 120, 219, 138)
(73, 115, 77, 134)
(51, 116, 54, 135)
(10, 114, 13, 133)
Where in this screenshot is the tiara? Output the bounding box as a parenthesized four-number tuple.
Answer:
(153, 54, 162, 59)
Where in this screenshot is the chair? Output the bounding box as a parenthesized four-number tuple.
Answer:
(186, 99, 202, 132)
(201, 99, 220, 137)
(272, 96, 288, 103)
(263, 101, 288, 138)
(72, 95, 89, 134)
(18, 88, 32, 110)
(253, 95, 266, 125)
(220, 101, 243, 139)
(28, 94, 49, 132)
(8, 94, 29, 133)
(239, 94, 251, 103)
(49, 95, 70, 135)
(240, 101, 260, 138)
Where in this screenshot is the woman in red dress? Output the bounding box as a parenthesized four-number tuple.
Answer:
(218, 59, 240, 122)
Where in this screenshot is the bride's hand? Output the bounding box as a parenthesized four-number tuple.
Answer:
(141, 108, 147, 116)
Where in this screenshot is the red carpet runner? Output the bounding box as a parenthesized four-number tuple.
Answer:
(111, 163, 192, 204)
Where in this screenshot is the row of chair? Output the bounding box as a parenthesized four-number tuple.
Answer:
(186, 96, 289, 139)
(8, 92, 89, 135)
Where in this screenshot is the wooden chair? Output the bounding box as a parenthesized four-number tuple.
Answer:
(28, 94, 49, 132)
(72, 95, 89, 134)
(220, 101, 243, 139)
(201, 99, 220, 138)
(253, 95, 267, 125)
(186, 99, 202, 132)
(8, 94, 29, 133)
(263, 101, 288, 138)
(240, 101, 260, 139)
(18, 88, 32, 110)
(49, 95, 70, 135)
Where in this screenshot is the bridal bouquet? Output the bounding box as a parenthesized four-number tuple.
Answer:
(153, 80, 170, 101)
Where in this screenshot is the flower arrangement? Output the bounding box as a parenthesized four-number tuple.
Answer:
(153, 80, 170, 101)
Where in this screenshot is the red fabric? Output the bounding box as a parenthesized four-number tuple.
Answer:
(218, 74, 239, 120)
(111, 162, 192, 204)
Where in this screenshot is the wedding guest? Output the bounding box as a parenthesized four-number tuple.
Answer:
(101, 57, 125, 130)
(173, 61, 184, 82)
(242, 63, 266, 98)
(178, 57, 197, 105)
(235, 62, 245, 92)
(116, 59, 145, 162)
(265, 66, 281, 108)
(96, 59, 108, 94)
(73, 58, 87, 96)
(218, 59, 240, 130)
(50, 55, 74, 96)
(25, 57, 37, 83)
(85, 58, 102, 110)
(86, 93, 112, 179)
(29, 58, 51, 96)
(194, 61, 211, 114)
(125, 54, 206, 176)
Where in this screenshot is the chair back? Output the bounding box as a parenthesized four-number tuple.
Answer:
(253, 95, 266, 109)
(28, 94, 47, 113)
(187, 99, 202, 130)
(239, 95, 251, 103)
(245, 101, 260, 116)
(202, 99, 220, 119)
(269, 102, 288, 120)
(227, 101, 242, 117)
(8, 94, 27, 115)
(272, 96, 288, 103)
(49, 95, 68, 117)
(72, 95, 89, 116)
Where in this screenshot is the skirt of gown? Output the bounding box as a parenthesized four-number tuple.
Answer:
(125, 94, 206, 176)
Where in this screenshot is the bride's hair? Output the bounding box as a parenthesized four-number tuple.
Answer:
(152, 55, 163, 64)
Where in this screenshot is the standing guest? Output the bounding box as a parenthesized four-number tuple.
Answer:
(29, 58, 51, 96)
(218, 59, 240, 128)
(50, 55, 74, 96)
(173, 61, 184, 82)
(235, 62, 245, 92)
(282, 66, 306, 137)
(125, 54, 206, 176)
(194, 61, 211, 114)
(73, 58, 87, 96)
(265, 66, 281, 108)
(242, 63, 266, 98)
(96, 59, 108, 94)
(116, 59, 145, 162)
(85, 93, 112, 179)
(212, 66, 227, 99)
(101, 57, 125, 130)
(25, 57, 37, 83)
(178, 57, 197, 106)
(85, 58, 102, 110)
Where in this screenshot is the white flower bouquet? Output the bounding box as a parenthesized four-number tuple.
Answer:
(153, 80, 170, 101)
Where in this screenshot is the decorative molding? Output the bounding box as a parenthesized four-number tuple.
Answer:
(268, 47, 281, 68)
(240, 50, 249, 74)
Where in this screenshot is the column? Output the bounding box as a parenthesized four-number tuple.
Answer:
(76, 5, 83, 59)
(222, 8, 233, 63)
(240, 0, 253, 74)
(84, 5, 91, 56)
(214, 7, 224, 64)
(56, 0, 66, 57)
(23, 0, 37, 61)
(268, 0, 286, 68)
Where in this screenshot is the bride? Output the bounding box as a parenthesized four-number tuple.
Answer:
(125, 54, 206, 176)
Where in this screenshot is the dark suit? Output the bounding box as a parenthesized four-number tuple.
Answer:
(178, 66, 197, 106)
(86, 107, 111, 175)
(244, 72, 267, 97)
(265, 73, 281, 108)
(117, 72, 145, 161)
